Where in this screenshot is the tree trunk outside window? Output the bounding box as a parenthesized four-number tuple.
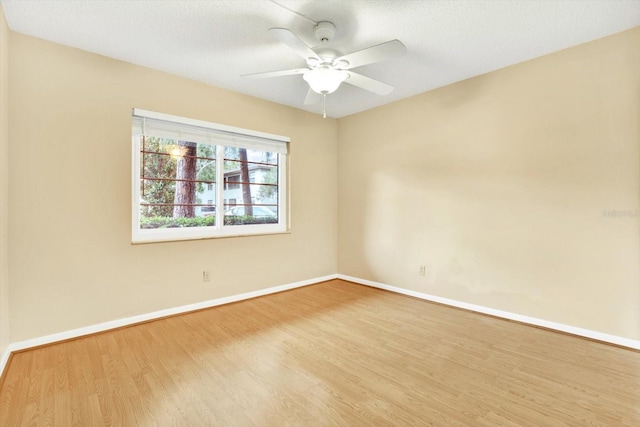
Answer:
(173, 141, 197, 218)
(239, 148, 253, 216)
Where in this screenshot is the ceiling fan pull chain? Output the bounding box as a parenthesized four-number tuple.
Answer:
(323, 94, 327, 119)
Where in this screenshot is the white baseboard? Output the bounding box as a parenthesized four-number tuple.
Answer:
(0, 274, 338, 378)
(338, 274, 640, 351)
(2, 272, 637, 380)
(0, 345, 11, 381)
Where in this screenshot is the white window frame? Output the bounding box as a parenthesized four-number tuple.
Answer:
(132, 109, 289, 244)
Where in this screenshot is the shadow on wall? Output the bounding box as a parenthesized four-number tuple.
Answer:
(355, 159, 632, 328)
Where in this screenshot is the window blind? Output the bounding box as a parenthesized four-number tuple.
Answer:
(132, 109, 289, 154)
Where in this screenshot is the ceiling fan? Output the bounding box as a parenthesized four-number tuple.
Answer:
(242, 21, 406, 117)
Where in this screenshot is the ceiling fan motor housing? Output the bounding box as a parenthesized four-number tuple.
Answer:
(314, 21, 336, 43)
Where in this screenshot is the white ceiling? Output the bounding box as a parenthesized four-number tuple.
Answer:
(2, 0, 639, 118)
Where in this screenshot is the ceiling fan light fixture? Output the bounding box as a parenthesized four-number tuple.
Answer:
(303, 67, 348, 94)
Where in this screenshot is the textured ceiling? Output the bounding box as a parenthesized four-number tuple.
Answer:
(2, 0, 639, 118)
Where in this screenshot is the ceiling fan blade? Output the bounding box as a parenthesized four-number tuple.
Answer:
(304, 88, 321, 105)
(335, 40, 406, 69)
(344, 72, 394, 95)
(242, 68, 308, 79)
(269, 28, 321, 62)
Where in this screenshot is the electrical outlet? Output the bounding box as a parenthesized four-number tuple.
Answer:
(203, 270, 211, 282)
(419, 265, 426, 276)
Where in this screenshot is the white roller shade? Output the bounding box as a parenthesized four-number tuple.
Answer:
(132, 109, 289, 154)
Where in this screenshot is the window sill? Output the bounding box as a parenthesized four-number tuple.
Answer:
(131, 226, 290, 244)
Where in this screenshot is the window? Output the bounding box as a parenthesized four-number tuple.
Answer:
(132, 109, 289, 243)
(224, 174, 240, 190)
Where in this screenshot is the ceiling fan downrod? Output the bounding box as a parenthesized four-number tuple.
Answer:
(322, 94, 327, 119)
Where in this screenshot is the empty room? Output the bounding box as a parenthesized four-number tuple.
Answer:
(0, 0, 639, 425)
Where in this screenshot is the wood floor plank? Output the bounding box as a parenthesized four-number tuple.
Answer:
(0, 279, 638, 426)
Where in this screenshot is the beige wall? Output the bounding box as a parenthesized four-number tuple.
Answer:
(8, 33, 338, 342)
(338, 27, 640, 340)
(0, 7, 9, 353)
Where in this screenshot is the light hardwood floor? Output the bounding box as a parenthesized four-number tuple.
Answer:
(1, 279, 638, 426)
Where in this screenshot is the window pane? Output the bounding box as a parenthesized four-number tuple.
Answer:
(222, 148, 279, 226)
(139, 136, 217, 229)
